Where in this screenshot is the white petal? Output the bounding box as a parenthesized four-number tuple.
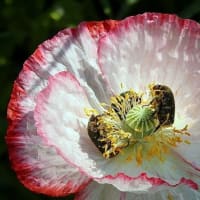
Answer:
(94, 150, 200, 192)
(98, 13, 200, 124)
(6, 107, 90, 196)
(34, 71, 102, 178)
(125, 185, 200, 200)
(75, 182, 200, 200)
(175, 129, 200, 171)
(40, 23, 112, 106)
(75, 181, 125, 200)
(98, 13, 200, 99)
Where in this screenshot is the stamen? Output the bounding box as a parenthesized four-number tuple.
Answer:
(167, 193, 174, 200)
(84, 107, 99, 116)
(136, 144, 143, 166)
(87, 84, 191, 164)
(120, 82, 124, 90)
(110, 90, 140, 120)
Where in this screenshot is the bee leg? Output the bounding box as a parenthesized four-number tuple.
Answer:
(153, 124, 161, 133)
(153, 113, 171, 133)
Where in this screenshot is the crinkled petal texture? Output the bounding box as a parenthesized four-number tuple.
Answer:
(6, 13, 200, 198)
(75, 181, 200, 200)
(97, 13, 200, 191)
(6, 20, 117, 196)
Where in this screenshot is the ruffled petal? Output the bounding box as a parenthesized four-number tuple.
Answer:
(175, 88, 200, 170)
(75, 181, 125, 200)
(98, 13, 200, 96)
(6, 79, 90, 196)
(98, 12, 200, 129)
(94, 150, 200, 192)
(175, 130, 200, 171)
(75, 181, 200, 200)
(168, 185, 200, 200)
(6, 127, 90, 196)
(38, 22, 114, 107)
(7, 21, 110, 123)
(126, 185, 200, 200)
(34, 70, 91, 154)
(34, 70, 102, 176)
(7, 21, 118, 196)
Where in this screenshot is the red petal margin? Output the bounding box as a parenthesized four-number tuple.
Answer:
(6, 19, 118, 196)
(99, 172, 198, 191)
(6, 79, 91, 196)
(86, 20, 118, 41)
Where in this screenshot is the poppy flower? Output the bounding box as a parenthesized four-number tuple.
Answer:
(6, 13, 200, 199)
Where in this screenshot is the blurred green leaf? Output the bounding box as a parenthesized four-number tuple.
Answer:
(126, 0, 139, 5)
(180, 0, 200, 19)
(50, 7, 64, 21)
(100, 0, 113, 17)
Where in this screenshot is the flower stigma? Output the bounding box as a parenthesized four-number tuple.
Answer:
(86, 84, 191, 165)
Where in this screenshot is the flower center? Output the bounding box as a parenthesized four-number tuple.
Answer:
(125, 105, 158, 138)
(86, 84, 190, 165)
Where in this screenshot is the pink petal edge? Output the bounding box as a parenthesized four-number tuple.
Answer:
(75, 181, 200, 200)
(6, 20, 118, 196)
(98, 172, 198, 191)
(6, 13, 200, 196)
(6, 74, 91, 196)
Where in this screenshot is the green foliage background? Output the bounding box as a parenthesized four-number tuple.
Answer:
(1, 0, 200, 199)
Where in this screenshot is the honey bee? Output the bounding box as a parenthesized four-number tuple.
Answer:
(87, 114, 131, 159)
(87, 115, 114, 157)
(150, 84, 175, 127)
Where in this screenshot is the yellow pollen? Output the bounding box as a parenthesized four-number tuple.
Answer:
(167, 193, 174, 200)
(173, 125, 191, 136)
(184, 140, 191, 144)
(136, 144, 143, 165)
(140, 126, 190, 162)
(84, 107, 99, 116)
(120, 82, 124, 89)
(126, 155, 134, 162)
(162, 144, 169, 153)
(86, 85, 191, 163)
(100, 102, 110, 108)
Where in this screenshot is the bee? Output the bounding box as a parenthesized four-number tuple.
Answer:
(87, 114, 130, 158)
(88, 115, 119, 158)
(87, 115, 114, 157)
(150, 84, 175, 128)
